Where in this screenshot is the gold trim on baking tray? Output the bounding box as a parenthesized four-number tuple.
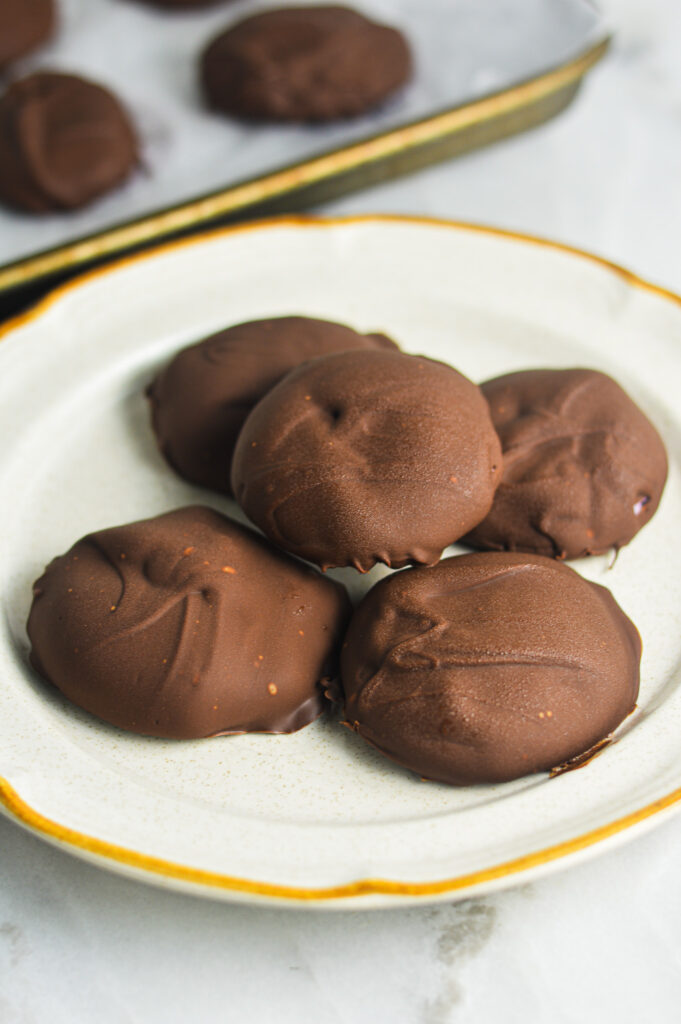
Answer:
(0, 212, 680, 903)
(0, 37, 609, 299)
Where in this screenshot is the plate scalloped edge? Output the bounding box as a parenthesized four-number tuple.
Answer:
(2, 775, 681, 907)
(2, 213, 681, 909)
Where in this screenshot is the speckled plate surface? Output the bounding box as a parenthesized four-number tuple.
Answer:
(1, 216, 680, 909)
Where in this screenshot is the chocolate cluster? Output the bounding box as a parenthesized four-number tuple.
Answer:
(28, 312, 666, 785)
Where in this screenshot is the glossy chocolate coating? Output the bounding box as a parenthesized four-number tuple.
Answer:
(201, 5, 412, 122)
(0, 72, 137, 213)
(0, 0, 55, 72)
(27, 506, 350, 738)
(342, 551, 641, 785)
(465, 368, 668, 559)
(232, 348, 503, 572)
(148, 316, 397, 495)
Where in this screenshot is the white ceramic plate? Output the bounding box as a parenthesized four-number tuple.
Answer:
(1, 216, 681, 909)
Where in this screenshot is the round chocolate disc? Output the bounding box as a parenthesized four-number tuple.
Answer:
(201, 5, 412, 122)
(27, 506, 350, 738)
(231, 348, 503, 572)
(464, 368, 668, 559)
(148, 316, 397, 495)
(0, 0, 55, 73)
(0, 72, 137, 213)
(342, 551, 641, 785)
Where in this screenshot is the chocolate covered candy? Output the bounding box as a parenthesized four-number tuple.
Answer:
(232, 348, 502, 572)
(0, 72, 137, 213)
(148, 316, 397, 495)
(201, 5, 412, 122)
(27, 506, 350, 738)
(465, 368, 668, 559)
(0, 0, 55, 72)
(342, 551, 641, 785)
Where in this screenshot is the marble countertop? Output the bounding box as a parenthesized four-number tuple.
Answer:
(2, 1, 681, 1020)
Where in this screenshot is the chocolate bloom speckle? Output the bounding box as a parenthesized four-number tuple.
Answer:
(27, 506, 350, 738)
(341, 551, 641, 785)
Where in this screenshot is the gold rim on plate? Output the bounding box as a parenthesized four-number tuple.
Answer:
(1, 213, 680, 903)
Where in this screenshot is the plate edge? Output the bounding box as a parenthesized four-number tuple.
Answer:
(2, 212, 681, 903)
(2, 775, 681, 903)
(1, 212, 680, 349)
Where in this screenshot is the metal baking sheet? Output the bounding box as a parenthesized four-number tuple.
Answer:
(0, 0, 609, 298)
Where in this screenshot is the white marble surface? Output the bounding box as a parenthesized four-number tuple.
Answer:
(3, 0, 681, 1020)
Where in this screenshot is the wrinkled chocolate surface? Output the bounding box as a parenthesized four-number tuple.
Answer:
(148, 316, 397, 495)
(0, 72, 137, 213)
(0, 0, 55, 72)
(465, 368, 668, 559)
(27, 506, 350, 738)
(341, 551, 641, 785)
(232, 348, 502, 572)
(201, 5, 412, 122)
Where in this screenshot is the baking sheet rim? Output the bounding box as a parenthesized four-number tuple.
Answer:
(0, 35, 609, 298)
